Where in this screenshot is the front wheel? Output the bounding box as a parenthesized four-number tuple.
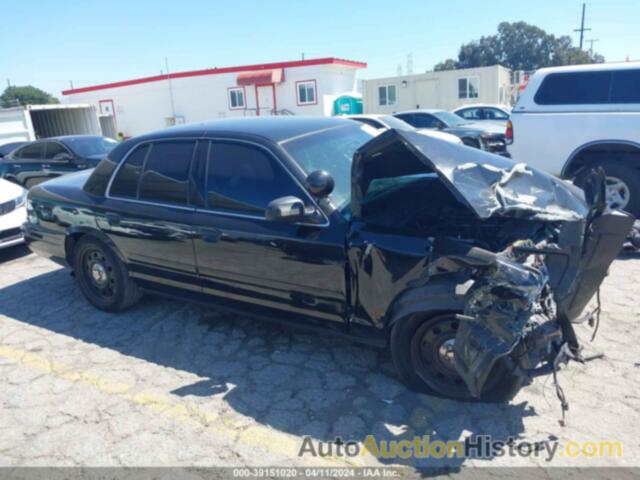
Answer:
(73, 236, 142, 312)
(574, 161, 640, 217)
(390, 313, 525, 402)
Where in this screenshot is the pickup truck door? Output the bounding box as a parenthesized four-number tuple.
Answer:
(102, 140, 200, 294)
(190, 140, 348, 323)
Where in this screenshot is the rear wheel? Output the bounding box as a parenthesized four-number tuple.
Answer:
(73, 236, 142, 312)
(391, 313, 524, 402)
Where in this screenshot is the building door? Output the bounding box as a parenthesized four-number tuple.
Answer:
(414, 79, 440, 109)
(256, 85, 276, 116)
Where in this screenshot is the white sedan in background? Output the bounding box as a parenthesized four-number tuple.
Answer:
(345, 114, 463, 144)
(0, 179, 27, 249)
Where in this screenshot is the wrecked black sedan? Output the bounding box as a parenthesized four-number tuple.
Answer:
(23, 117, 633, 403)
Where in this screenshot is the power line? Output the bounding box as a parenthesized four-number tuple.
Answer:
(573, 3, 592, 50)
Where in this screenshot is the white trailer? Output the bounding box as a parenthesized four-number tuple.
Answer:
(0, 104, 104, 146)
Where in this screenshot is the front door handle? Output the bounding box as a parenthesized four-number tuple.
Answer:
(201, 230, 222, 244)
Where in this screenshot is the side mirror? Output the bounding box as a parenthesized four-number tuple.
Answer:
(53, 153, 73, 162)
(304, 170, 335, 198)
(266, 196, 309, 222)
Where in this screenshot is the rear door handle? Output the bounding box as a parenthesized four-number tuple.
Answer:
(105, 213, 121, 226)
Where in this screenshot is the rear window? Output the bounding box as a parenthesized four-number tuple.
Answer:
(534, 69, 640, 105)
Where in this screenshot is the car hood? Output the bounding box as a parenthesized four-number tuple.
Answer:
(351, 129, 588, 221)
(0, 178, 26, 202)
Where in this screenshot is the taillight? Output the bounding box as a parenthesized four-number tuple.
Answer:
(505, 120, 513, 145)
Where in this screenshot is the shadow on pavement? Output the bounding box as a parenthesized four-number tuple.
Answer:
(0, 268, 539, 469)
(0, 244, 31, 263)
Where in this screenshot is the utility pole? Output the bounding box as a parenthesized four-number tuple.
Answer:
(587, 38, 599, 56)
(574, 3, 592, 50)
(165, 57, 176, 122)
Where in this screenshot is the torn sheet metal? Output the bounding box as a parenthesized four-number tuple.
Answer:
(452, 248, 552, 397)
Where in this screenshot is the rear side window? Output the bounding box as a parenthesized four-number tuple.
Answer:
(206, 142, 302, 215)
(139, 141, 195, 205)
(534, 69, 640, 105)
(109, 145, 149, 199)
(14, 143, 44, 161)
(535, 71, 611, 105)
(457, 108, 482, 120)
(409, 114, 440, 129)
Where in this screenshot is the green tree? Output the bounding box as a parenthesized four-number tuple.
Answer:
(435, 22, 604, 71)
(0, 85, 60, 108)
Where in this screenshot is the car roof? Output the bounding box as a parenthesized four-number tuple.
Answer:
(20, 135, 107, 145)
(534, 60, 640, 77)
(135, 116, 356, 144)
(453, 104, 510, 111)
(395, 109, 444, 115)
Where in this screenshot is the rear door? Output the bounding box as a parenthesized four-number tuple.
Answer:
(190, 139, 348, 323)
(7, 142, 45, 188)
(103, 139, 200, 293)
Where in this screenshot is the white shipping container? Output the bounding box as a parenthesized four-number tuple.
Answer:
(0, 104, 104, 146)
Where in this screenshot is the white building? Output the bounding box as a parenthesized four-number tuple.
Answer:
(362, 65, 513, 114)
(62, 57, 366, 137)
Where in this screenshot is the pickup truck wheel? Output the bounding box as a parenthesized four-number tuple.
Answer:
(73, 237, 142, 312)
(390, 313, 524, 402)
(574, 161, 640, 216)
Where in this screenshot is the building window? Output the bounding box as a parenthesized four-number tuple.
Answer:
(296, 80, 317, 105)
(378, 85, 397, 106)
(458, 76, 479, 99)
(228, 87, 246, 109)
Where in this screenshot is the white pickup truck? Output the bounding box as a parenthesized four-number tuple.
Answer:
(506, 62, 640, 216)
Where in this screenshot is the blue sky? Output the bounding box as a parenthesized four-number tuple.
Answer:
(1, 0, 638, 98)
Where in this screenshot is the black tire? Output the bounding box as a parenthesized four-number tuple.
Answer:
(72, 236, 142, 312)
(390, 313, 524, 403)
(574, 161, 640, 217)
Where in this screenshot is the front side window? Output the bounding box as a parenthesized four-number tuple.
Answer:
(297, 81, 317, 105)
(14, 143, 44, 161)
(484, 108, 509, 120)
(458, 76, 479, 99)
(206, 142, 303, 215)
(458, 108, 482, 120)
(228, 87, 246, 109)
(411, 114, 441, 129)
(378, 85, 397, 106)
(138, 141, 195, 205)
(44, 142, 70, 161)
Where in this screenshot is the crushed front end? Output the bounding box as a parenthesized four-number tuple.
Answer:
(351, 129, 635, 405)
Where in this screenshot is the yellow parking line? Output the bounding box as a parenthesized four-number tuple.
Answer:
(0, 345, 371, 467)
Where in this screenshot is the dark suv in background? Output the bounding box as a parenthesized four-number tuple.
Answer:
(394, 109, 509, 156)
(0, 135, 118, 188)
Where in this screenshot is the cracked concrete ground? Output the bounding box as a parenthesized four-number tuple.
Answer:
(0, 244, 639, 470)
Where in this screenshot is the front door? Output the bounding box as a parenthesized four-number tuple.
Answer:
(256, 85, 275, 116)
(191, 139, 347, 323)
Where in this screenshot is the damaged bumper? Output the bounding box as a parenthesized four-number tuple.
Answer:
(452, 207, 635, 399)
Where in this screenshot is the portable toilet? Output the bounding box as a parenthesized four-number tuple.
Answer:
(333, 94, 363, 116)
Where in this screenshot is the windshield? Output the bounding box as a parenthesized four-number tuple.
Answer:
(280, 124, 376, 209)
(64, 137, 118, 158)
(433, 111, 470, 127)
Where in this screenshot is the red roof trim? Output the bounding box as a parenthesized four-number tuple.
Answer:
(62, 57, 366, 95)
